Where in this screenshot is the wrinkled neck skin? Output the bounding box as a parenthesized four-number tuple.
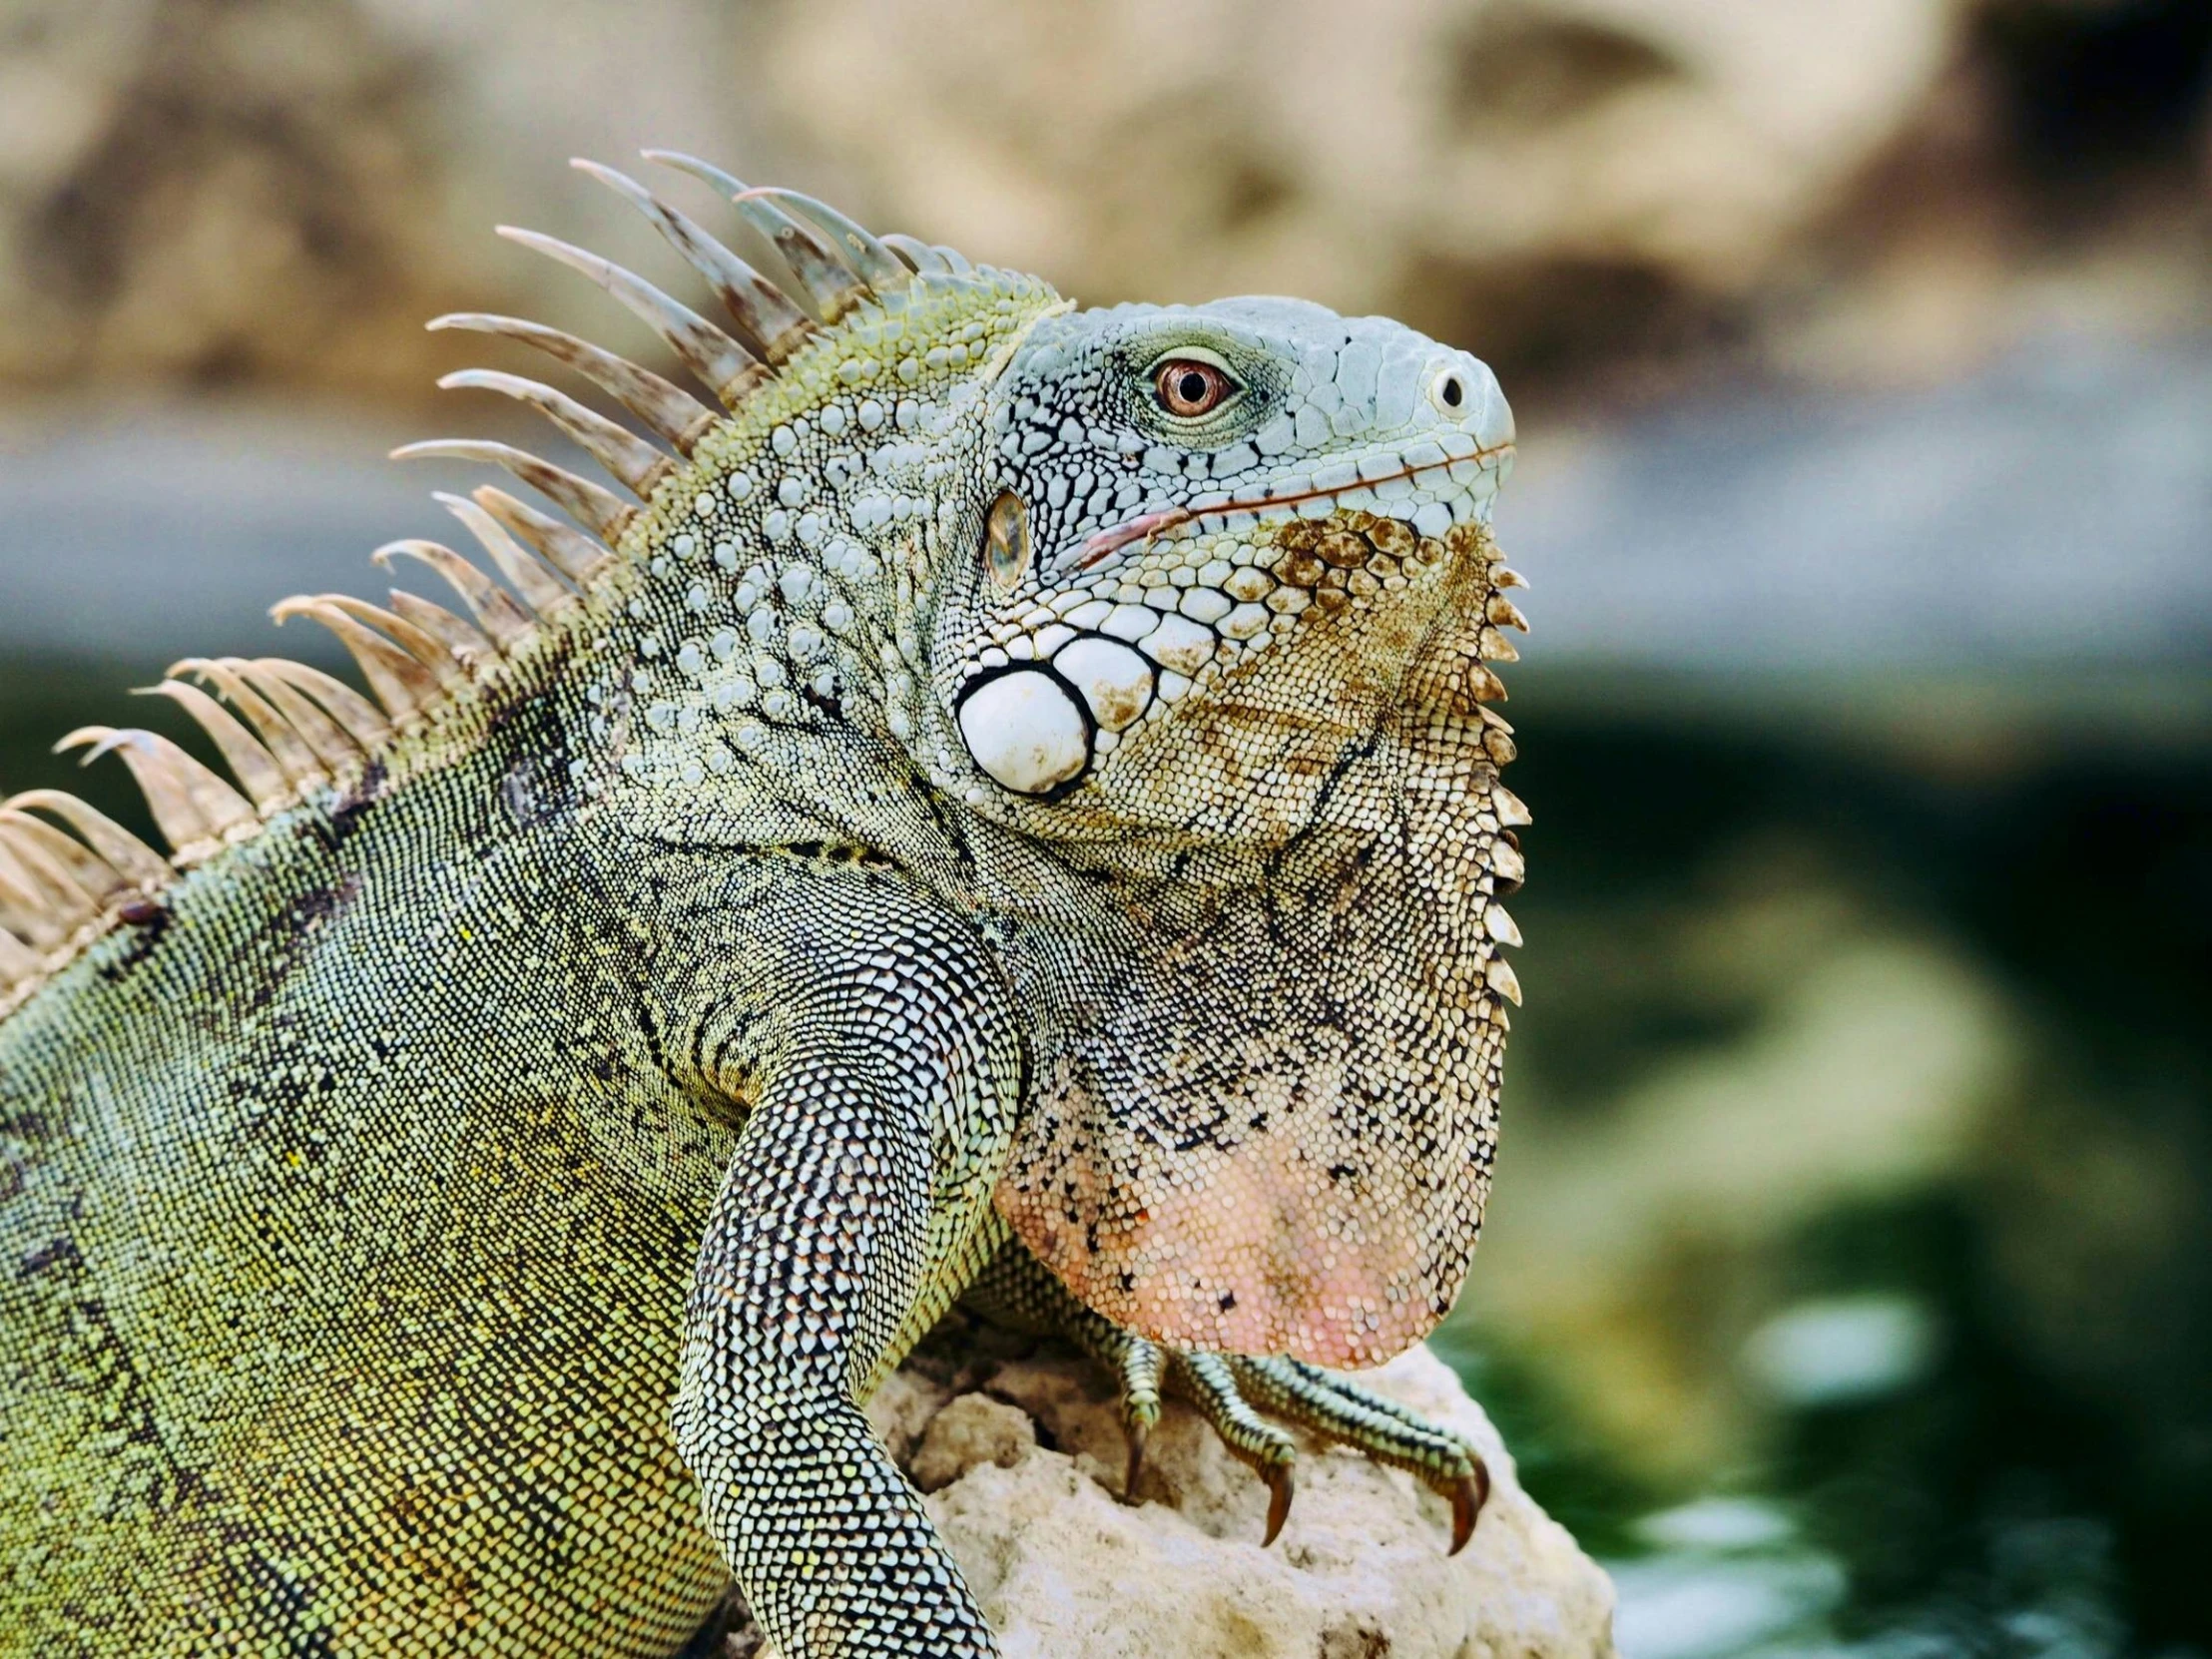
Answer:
(592, 272, 1520, 1368)
(976, 525, 1517, 1369)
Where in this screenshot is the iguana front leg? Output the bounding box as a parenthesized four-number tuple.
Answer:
(667, 882, 1024, 1659)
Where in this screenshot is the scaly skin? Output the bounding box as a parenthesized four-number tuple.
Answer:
(0, 166, 1526, 1656)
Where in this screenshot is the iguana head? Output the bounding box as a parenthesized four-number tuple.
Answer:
(910, 297, 1515, 849)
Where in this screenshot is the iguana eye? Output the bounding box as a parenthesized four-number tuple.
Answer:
(1154, 358, 1237, 418)
(983, 490, 1031, 591)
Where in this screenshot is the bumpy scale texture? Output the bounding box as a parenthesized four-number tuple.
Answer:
(0, 161, 1529, 1657)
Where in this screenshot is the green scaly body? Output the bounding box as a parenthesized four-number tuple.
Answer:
(0, 160, 1527, 1655)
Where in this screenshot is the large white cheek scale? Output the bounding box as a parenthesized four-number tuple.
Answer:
(956, 669, 1092, 795)
(1051, 636, 1155, 733)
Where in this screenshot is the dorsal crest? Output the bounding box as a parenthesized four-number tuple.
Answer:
(0, 157, 971, 1022)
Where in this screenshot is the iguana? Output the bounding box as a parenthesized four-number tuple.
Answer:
(0, 154, 1529, 1657)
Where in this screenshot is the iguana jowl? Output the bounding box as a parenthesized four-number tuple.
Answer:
(0, 156, 1529, 1656)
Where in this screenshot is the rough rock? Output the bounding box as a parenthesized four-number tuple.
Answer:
(730, 1330, 1616, 1657)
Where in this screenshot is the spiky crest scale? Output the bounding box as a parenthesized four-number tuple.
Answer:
(0, 158, 957, 1023)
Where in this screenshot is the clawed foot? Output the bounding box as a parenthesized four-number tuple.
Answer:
(1162, 1347, 1489, 1554)
(965, 1241, 1490, 1555)
(1088, 1323, 1487, 1553)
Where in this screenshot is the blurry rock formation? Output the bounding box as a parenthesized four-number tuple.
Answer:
(4, 0, 2203, 406)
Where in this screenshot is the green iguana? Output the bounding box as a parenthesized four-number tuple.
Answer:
(0, 155, 1529, 1656)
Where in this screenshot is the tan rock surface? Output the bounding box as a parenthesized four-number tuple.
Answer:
(732, 1335, 1616, 1657)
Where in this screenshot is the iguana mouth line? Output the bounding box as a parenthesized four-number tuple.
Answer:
(1072, 442, 1516, 570)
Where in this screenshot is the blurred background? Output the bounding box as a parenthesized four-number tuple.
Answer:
(1, 0, 2206, 1651)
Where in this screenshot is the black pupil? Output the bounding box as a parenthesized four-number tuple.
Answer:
(1441, 376, 1463, 407)
(1177, 370, 1209, 405)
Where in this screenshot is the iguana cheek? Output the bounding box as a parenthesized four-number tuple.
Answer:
(956, 668, 1092, 794)
(1049, 637, 1154, 733)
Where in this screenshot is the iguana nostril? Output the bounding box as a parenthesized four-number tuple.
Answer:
(1427, 362, 1470, 416)
(957, 669, 1091, 794)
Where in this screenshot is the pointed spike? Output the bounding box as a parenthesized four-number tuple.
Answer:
(0, 886, 64, 958)
(56, 727, 251, 856)
(1464, 661, 1508, 704)
(728, 186, 869, 321)
(434, 493, 575, 617)
(570, 159, 815, 363)
(251, 659, 392, 754)
(634, 149, 748, 200)
(137, 681, 293, 813)
(427, 313, 717, 454)
(228, 660, 364, 773)
(1493, 785, 1532, 827)
(168, 659, 326, 788)
(0, 844, 76, 950)
(880, 234, 948, 276)
(1489, 835, 1527, 886)
(638, 153, 873, 321)
(0, 826, 94, 912)
(1489, 565, 1528, 590)
(495, 225, 762, 406)
(930, 243, 973, 276)
(384, 589, 495, 672)
(270, 599, 437, 723)
(3, 792, 169, 888)
(1, 832, 101, 933)
(746, 186, 914, 294)
(1484, 901, 1522, 947)
(310, 595, 468, 692)
(55, 726, 207, 855)
(391, 439, 636, 548)
(100, 726, 261, 839)
(1484, 955, 1522, 1006)
(182, 755, 267, 837)
(1476, 625, 1519, 663)
(1485, 593, 1530, 632)
(372, 539, 536, 651)
(0, 924, 39, 988)
(437, 367, 672, 497)
(0, 809, 130, 902)
(470, 485, 612, 588)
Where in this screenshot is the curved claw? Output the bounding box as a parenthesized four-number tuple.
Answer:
(1448, 1461, 1491, 1556)
(1261, 1458, 1295, 1547)
(1122, 1418, 1149, 1500)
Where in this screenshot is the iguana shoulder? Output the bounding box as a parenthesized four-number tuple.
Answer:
(0, 169, 1057, 1028)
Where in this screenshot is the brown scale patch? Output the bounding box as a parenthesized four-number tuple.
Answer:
(1269, 513, 1458, 599)
(1262, 516, 1504, 660)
